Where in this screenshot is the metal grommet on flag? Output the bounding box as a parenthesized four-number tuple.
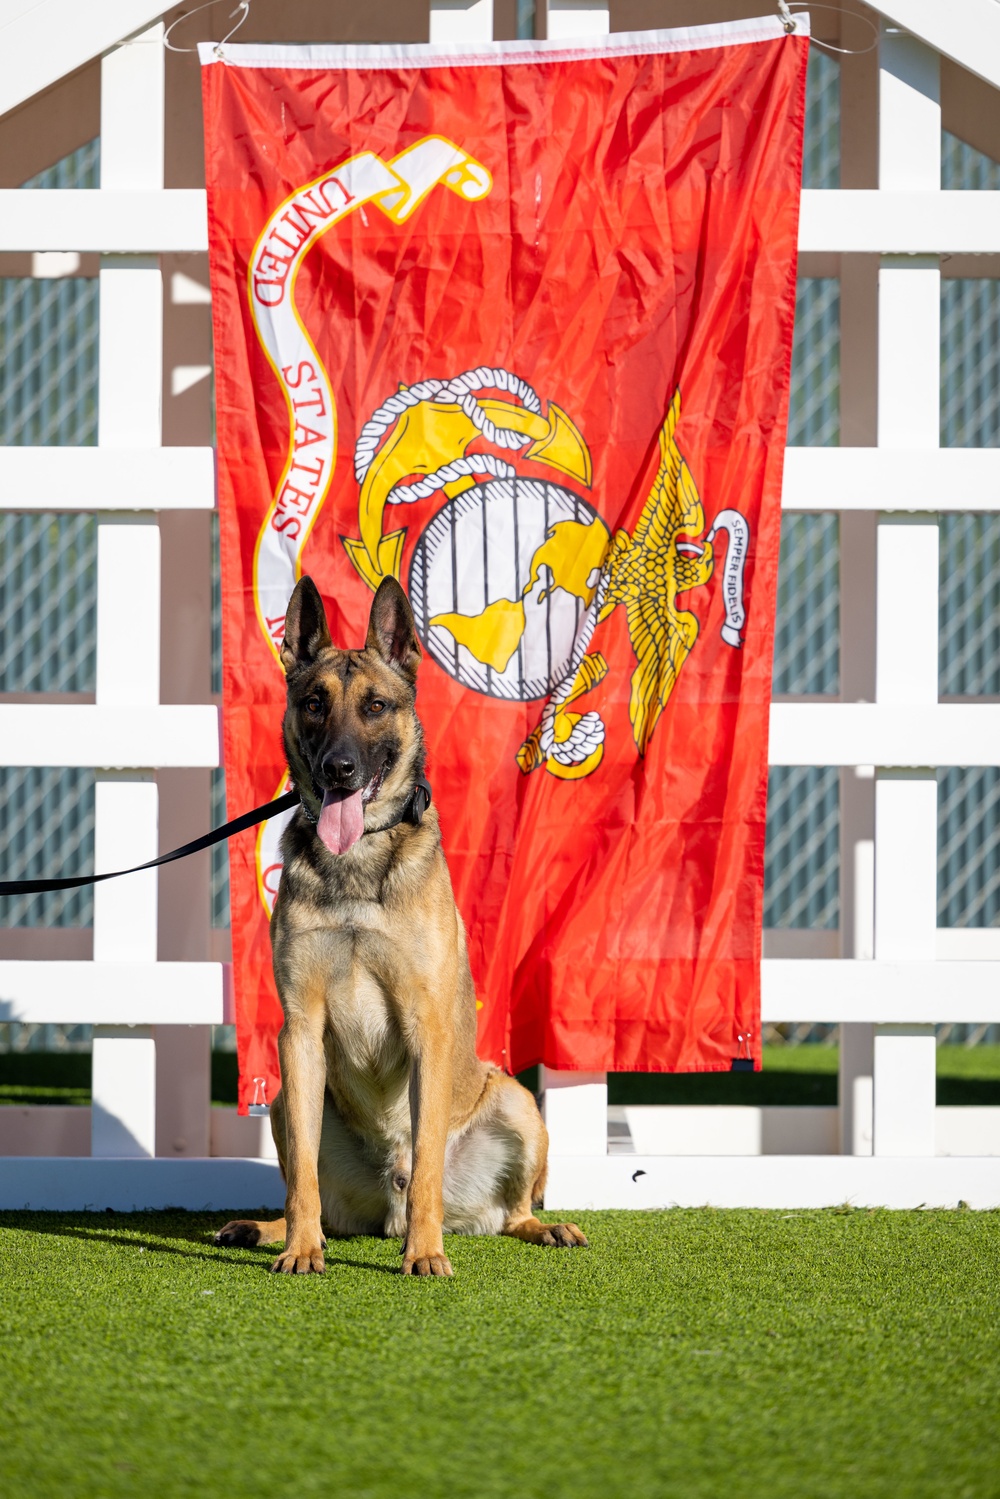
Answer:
(781, 2, 880, 56)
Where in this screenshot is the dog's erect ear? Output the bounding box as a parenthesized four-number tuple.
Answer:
(366, 576, 421, 684)
(280, 576, 331, 674)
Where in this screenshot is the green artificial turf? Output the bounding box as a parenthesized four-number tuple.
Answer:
(1, 1208, 998, 1499)
(3, 1045, 1000, 1107)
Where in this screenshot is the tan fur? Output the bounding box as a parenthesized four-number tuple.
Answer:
(215, 577, 586, 1275)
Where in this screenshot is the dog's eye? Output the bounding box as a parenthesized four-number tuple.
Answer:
(368, 699, 387, 716)
(303, 696, 323, 716)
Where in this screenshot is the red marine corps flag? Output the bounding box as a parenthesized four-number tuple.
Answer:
(200, 16, 808, 1113)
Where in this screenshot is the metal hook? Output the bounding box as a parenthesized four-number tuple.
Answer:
(164, 0, 251, 56)
(783, 4, 881, 56)
(778, 1, 797, 35)
(216, 2, 251, 57)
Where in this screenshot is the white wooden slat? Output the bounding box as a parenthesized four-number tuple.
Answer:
(98, 267, 163, 446)
(874, 1025, 937, 1157)
(100, 23, 164, 193)
(544, 1155, 1000, 1211)
(547, 3, 611, 40)
(1, 1154, 997, 1212)
(870, 27, 942, 1164)
(4, 188, 1000, 258)
(618, 1105, 1000, 1160)
(781, 448, 1000, 512)
(541, 1069, 608, 1156)
(88, 22, 168, 1163)
(874, 778, 939, 957)
(0, 1, 172, 119)
(878, 266, 940, 444)
(92, 774, 160, 1158)
(937, 930, 1000, 958)
(875, 520, 939, 704)
(7, 446, 1000, 515)
(879, 30, 941, 194)
(5, 444, 998, 515)
(868, 0, 1000, 95)
(621, 1105, 840, 1158)
(0, 706, 220, 768)
(0, 962, 226, 1025)
(4, 1103, 995, 1165)
(875, 779, 941, 953)
(0, 448, 215, 510)
(3, 702, 997, 772)
(6, 959, 992, 1029)
(0, 191, 209, 254)
(798, 190, 1000, 253)
(96, 520, 161, 706)
(91, 1029, 156, 1158)
(873, 775, 938, 1155)
(768, 704, 1000, 768)
(93, 777, 159, 962)
(0, 1158, 285, 1212)
(428, 0, 494, 43)
(761, 960, 1000, 1024)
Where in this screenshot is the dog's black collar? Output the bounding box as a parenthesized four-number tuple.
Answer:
(299, 776, 432, 836)
(370, 775, 432, 834)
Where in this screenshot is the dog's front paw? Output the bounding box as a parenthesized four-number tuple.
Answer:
(270, 1243, 325, 1275)
(402, 1243, 453, 1277)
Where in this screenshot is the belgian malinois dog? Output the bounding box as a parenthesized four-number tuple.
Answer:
(215, 575, 586, 1275)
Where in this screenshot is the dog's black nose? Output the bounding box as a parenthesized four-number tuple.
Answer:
(322, 752, 356, 784)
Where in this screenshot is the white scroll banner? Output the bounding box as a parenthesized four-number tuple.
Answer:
(245, 139, 492, 914)
(255, 777, 297, 918)
(706, 507, 750, 648)
(247, 137, 493, 664)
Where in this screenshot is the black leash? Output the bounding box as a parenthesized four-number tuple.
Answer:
(0, 777, 432, 899)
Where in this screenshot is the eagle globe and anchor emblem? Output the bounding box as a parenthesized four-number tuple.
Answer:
(342, 366, 750, 778)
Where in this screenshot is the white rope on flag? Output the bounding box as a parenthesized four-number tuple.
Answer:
(354, 366, 543, 485)
(539, 570, 610, 766)
(385, 451, 516, 505)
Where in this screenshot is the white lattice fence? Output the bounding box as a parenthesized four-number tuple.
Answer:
(0, 4, 998, 1211)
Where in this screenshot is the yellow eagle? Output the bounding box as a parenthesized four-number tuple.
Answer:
(602, 387, 715, 753)
(517, 388, 716, 775)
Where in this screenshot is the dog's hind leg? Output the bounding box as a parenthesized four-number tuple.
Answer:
(215, 1090, 291, 1250)
(493, 1074, 588, 1249)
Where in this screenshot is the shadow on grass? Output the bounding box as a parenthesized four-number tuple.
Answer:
(7, 1214, 402, 1275)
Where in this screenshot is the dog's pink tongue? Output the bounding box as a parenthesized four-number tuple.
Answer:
(317, 789, 364, 855)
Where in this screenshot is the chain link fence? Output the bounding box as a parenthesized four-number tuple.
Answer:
(803, 49, 839, 192)
(942, 129, 1000, 191)
(0, 140, 99, 933)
